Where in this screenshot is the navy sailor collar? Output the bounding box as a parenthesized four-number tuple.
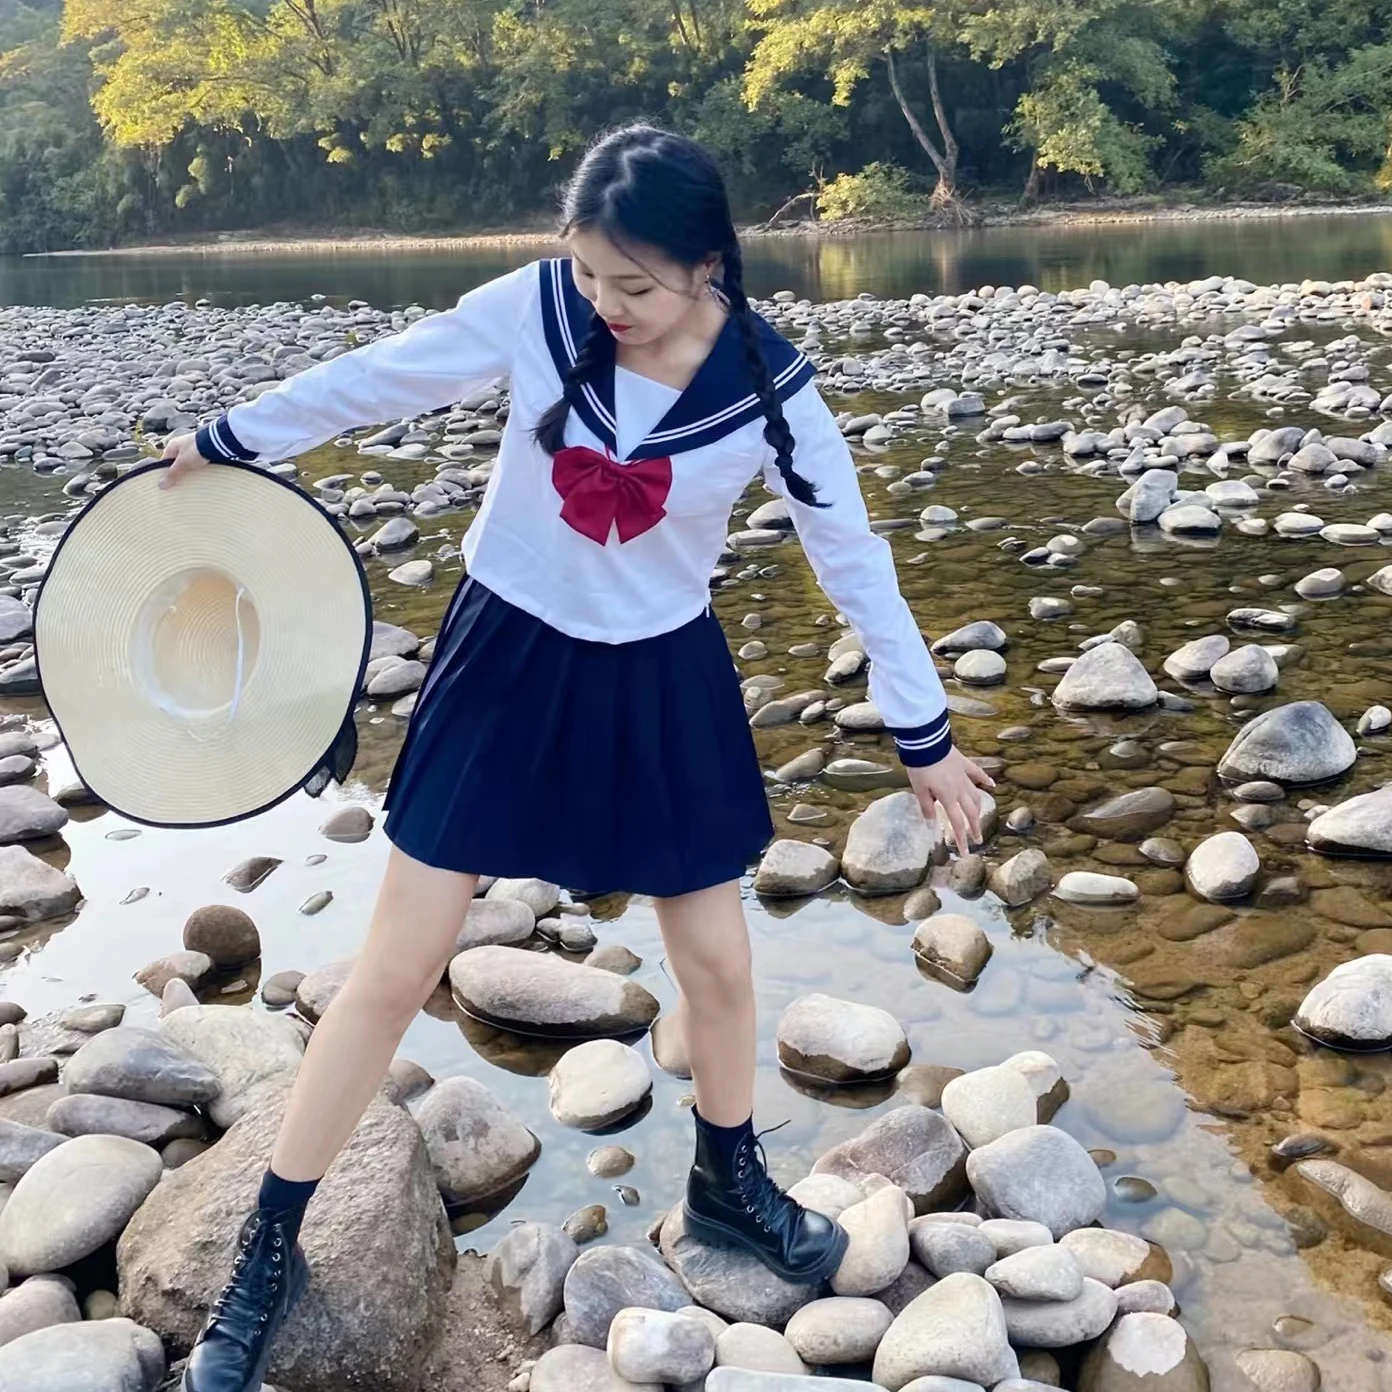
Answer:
(538, 257, 816, 461)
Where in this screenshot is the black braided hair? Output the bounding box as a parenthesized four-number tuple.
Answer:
(534, 315, 615, 454)
(721, 242, 823, 508)
(535, 124, 822, 507)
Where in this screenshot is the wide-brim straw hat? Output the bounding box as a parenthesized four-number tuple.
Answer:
(36, 460, 371, 827)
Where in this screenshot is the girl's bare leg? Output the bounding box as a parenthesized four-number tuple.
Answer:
(271, 848, 477, 1178)
(653, 878, 755, 1126)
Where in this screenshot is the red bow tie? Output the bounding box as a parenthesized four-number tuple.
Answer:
(552, 446, 673, 545)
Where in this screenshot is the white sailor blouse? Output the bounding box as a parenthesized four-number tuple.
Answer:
(196, 259, 954, 766)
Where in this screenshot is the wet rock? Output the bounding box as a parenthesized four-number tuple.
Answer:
(1295, 955, 1392, 1049)
(320, 804, 375, 842)
(1217, 702, 1355, 784)
(986, 1244, 1083, 1301)
(1306, 785, 1392, 855)
(912, 914, 992, 986)
(659, 1206, 811, 1326)
(955, 651, 1006, 685)
(1059, 1228, 1151, 1287)
(134, 951, 213, 997)
(0, 1316, 165, 1390)
(1078, 1312, 1209, 1391)
(843, 792, 942, 894)
(1077, 787, 1176, 840)
(1211, 645, 1279, 694)
(941, 1066, 1037, 1147)
(872, 1273, 1019, 1390)
(785, 1297, 894, 1364)
(1054, 872, 1139, 907)
(450, 946, 659, 1038)
(161, 1003, 304, 1128)
(0, 846, 80, 922)
(1234, 1349, 1320, 1392)
(548, 1039, 651, 1129)
(1115, 1280, 1177, 1316)
(0, 1273, 80, 1346)
(0, 1057, 54, 1096)
(293, 959, 352, 1022)
(65, 1026, 219, 1108)
(932, 622, 1007, 655)
(831, 1185, 911, 1296)
(777, 994, 910, 1083)
(46, 1094, 205, 1147)
(223, 855, 281, 892)
(754, 841, 840, 897)
(417, 1076, 540, 1205)
(1294, 1159, 1392, 1241)
(0, 1119, 65, 1182)
(1184, 831, 1259, 901)
(988, 850, 1052, 907)
(565, 1204, 608, 1244)
(118, 1091, 450, 1392)
(715, 1322, 808, 1375)
(966, 1126, 1106, 1238)
(1051, 643, 1157, 711)
(181, 905, 260, 968)
(371, 516, 419, 551)
(0, 1134, 161, 1275)
(651, 1015, 691, 1079)
(0, 787, 65, 844)
(609, 1308, 715, 1385)
(813, 1105, 969, 1213)
(909, 1219, 996, 1277)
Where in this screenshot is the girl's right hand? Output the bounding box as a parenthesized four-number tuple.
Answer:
(156, 433, 210, 490)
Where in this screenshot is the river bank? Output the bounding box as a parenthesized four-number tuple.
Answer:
(3, 267, 1392, 1388)
(26, 195, 1392, 261)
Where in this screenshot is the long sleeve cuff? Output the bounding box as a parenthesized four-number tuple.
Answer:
(888, 710, 953, 767)
(195, 414, 258, 464)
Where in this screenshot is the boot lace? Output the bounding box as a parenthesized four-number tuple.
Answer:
(205, 1212, 287, 1349)
(733, 1122, 798, 1237)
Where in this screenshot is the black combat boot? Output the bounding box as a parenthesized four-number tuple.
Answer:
(181, 1208, 309, 1392)
(683, 1112, 848, 1283)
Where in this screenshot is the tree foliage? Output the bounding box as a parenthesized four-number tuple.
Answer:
(2, 0, 1391, 252)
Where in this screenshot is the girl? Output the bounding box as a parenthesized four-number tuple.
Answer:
(161, 126, 991, 1392)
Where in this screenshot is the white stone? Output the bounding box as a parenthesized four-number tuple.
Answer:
(1184, 831, 1259, 901)
(548, 1040, 652, 1130)
(941, 1067, 1037, 1148)
(1053, 872, 1139, 907)
(831, 1186, 911, 1297)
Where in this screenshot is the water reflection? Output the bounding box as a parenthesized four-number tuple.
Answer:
(6, 212, 1392, 309)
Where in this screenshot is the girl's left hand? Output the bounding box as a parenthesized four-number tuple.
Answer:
(907, 747, 996, 856)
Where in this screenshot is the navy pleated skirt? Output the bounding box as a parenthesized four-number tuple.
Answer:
(382, 579, 774, 897)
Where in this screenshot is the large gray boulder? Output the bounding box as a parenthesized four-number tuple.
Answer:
(872, 1273, 1018, 1390)
(1217, 701, 1355, 784)
(842, 792, 942, 894)
(416, 1076, 540, 1205)
(118, 1092, 453, 1392)
(1295, 955, 1392, 1049)
(449, 946, 659, 1038)
(160, 1004, 304, 1129)
(0, 1135, 161, 1275)
(813, 1106, 968, 1213)
(560, 1243, 690, 1348)
(0, 1317, 165, 1392)
(64, 1027, 220, 1108)
(659, 1206, 814, 1327)
(1307, 786, 1392, 856)
(965, 1125, 1106, 1238)
(1050, 644, 1156, 711)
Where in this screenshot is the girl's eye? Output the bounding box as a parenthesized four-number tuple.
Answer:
(629, 287, 653, 297)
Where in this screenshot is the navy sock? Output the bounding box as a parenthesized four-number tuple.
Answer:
(257, 1169, 319, 1244)
(694, 1110, 755, 1170)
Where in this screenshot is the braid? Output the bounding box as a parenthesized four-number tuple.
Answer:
(534, 317, 616, 455)
(722, 245, 825, 508)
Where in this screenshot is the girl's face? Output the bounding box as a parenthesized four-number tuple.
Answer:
(568, 228, 718, 347)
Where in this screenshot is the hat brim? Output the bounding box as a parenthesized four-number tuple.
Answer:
(36, 460, 372, 828)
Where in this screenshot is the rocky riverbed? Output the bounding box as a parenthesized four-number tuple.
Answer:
(1, 272, 1392, 1388)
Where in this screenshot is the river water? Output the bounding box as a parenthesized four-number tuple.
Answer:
(3, 217, 1392, 1387)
